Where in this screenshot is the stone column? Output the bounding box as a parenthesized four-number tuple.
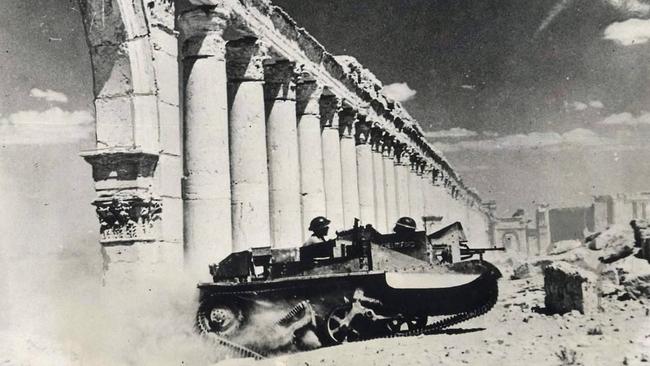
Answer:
(180, 10, 232, 277)
(383, 135, 398, 231)
(226, 37, 271, 251)
(356, 119, 376, 226)
(296, 77, 326, 238)
(320, 95, 345, 232)
(371, 127, 388, 233)
(408, 153, 422, 229)
(422, 166, 431, 217)
(394, 142, 411, 218)
(264, 61, 302, 248)
(418, 161, 429, 229)
(339, 109, 360, 228)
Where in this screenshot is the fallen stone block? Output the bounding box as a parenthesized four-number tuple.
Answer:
(544, 262, 598, 314)
(512, 262, 531, 279)
(616, 256, 650, 299)
(548, 240, 582, 255)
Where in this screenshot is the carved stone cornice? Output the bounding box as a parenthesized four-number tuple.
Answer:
(320, 94, 342, 129)
(81, 149, 159, 182)
(264, 60, 298, 101)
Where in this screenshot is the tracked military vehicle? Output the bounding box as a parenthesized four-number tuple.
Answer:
(196, 222, 502, 355)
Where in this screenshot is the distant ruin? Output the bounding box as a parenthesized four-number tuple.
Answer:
(494, 192, 650, 255)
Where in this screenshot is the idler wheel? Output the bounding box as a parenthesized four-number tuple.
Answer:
(196, 300, 243, 336)
(325, 305, 363, 344)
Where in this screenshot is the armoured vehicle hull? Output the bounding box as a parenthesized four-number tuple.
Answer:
(196, 230, 502, 351)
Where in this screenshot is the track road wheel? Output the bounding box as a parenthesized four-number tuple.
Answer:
(196, 301, 243, 336)
(407, 315, 428, 330)
(386, 315, 428, 332)
(326, 305, 363, 344)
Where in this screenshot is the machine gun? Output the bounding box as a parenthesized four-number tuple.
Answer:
(459, 241, 505, 261)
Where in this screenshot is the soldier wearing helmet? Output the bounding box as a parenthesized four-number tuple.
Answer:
(303, 216, 331, 247)
(393, 216, 417, 234)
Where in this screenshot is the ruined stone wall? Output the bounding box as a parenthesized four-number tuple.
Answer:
(78, 0, 494, 284)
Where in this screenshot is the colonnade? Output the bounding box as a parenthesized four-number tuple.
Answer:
(180, 11, 473, 276)
(81, 1, 493, 284)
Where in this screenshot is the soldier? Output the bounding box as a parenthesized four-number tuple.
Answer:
(393, 216, 417, 234)
(303, 216, 331, 246)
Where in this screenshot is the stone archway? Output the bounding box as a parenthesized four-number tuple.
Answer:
(501, 231, 521, 252)
(77, 0, 182, 285)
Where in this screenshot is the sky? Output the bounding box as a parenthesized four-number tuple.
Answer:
(0, 0, 649, 258)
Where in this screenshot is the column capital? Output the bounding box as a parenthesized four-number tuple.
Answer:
(226, 37, 268, 81)
(432, 167, 444, 186)
(393, 140, 408, 164)
(178, 7, 231, 57)
(354, 118, 373, 145)
(264, 60, 298, 101)
(296, 79, 325, 116)
(382, 134, 395, 157)
(338, 107, 356, 138)
(408, 150, 421, 171)
(320, 94, 342, 129)
(370, 126, 385, 152)
(417, 159, 428, 175)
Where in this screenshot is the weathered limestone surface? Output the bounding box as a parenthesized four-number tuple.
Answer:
(408, 160, 422, 229)
(265, 61, 302, 248)
(339, 111, 360, 228)
(394, 144, 411, 219)
(320, 96, 345, 232)
(297, 79, 326, 237)
(227, 37, 272, 251)
(371, 128, 388, 233)
(383, 139, 398, 231)
(179, 9, 232, 278)
(544, 262, 598, 314)
(356, 120, 376, 226)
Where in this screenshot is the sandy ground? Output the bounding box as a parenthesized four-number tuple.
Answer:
(219, 273, 650, 366)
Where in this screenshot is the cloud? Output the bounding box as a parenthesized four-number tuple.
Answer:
(605, 0, 650, 16)
(435, 128, 610, 152)
(597, 111, 650, 125)
(0, 107, 94, 145)
(423, 127, 478, 139)
(567, 100, 604, 111)
(537, 0, 649, 35)
(589, 100, 604, 109)
(382, 82, 417, 102)
(572, 101, 588, 111)
(537, 0, 576, 34)
(604, 18, 650, 45)
(29, 88, 69, 104)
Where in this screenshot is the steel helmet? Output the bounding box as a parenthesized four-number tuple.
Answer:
(393, 216, 416, 232)
(309, 216, 331, 231)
